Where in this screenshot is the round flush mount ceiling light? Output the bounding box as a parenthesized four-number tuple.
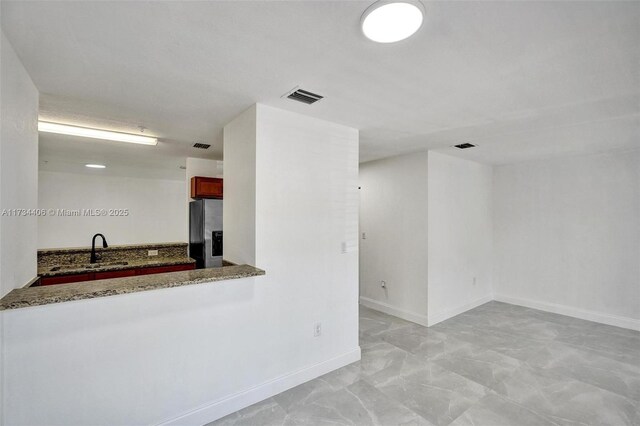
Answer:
(361, 1, 425, 43)
(85, 164, 106, 169)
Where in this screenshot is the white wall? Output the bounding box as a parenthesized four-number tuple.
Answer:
(1, 104, 360, 425)
(217, 103, 359, 417)
(358, 151, 493, 326)
(2, 277, 265, 426)
(427, 152, 494, 325)
(38, 171, 187, 248)
(185, 157, 223, 182)
(359, 153, 429, 325)
(0, 31, 39, 296)
(359, 148, 639, 331)
(223, 106, 256, 265)
(493, 149, 640, 329)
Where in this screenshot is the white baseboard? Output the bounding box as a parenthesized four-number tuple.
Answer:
(156, 347, 361, 426)
(361, 292, 639, 331)
(427, 294, 494, 327)
(494, 294, 640, 331)
(359, 296, 429, 327)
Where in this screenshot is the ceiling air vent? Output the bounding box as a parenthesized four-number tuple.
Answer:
(454, 143, 476, 149)
(193, 143, 211, 149)
(284, 87, 324, 105)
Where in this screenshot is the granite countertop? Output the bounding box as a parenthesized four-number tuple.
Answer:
(0, 264, 265, 311)
(38, 257, 196, 278)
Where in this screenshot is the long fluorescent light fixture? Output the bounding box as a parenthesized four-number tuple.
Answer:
(38, 121, 158, 146)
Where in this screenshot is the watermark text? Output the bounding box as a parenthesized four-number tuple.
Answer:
(1, 208, 130, 217)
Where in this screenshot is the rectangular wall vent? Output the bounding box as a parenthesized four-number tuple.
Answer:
(285, 88, 324, 105)
(454, 143, 476, 149)
(193, 143, 211, 149)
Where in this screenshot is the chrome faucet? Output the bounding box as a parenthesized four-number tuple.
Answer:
(90, 233, 108, 264)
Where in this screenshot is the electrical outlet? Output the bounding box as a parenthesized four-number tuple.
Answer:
(341, 242, 347, 253)
(314, 322, 322, 337)
(381, 280, 386, 288)
(148, 250, 159, 256)
(362, 232, 367, 240)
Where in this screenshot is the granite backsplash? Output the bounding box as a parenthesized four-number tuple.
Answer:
(38, 242, 189, 268)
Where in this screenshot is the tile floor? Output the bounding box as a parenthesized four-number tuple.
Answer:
(211, 302, 640, 426)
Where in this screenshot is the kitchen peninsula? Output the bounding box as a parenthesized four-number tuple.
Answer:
(0, 264, 265, 310)
(0, 241, 265, 310)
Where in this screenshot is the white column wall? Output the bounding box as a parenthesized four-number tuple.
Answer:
(0, 31, 39, 296)
(222, 105, 257, 265)
(426, 152, 494, 325)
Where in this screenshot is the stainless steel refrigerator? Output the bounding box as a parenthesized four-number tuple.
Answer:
(189, 199, 223, 268)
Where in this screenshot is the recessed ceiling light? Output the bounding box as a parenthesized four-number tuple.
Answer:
(361, 1, 425, 43)
(85, 164, 106, 169)
(38, 121, 158, 146)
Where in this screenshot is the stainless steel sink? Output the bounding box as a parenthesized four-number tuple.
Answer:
(50, 261, 129, 272)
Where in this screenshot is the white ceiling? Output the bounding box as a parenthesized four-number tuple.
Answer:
(39, 132, 188, 181)
(2, 0, 639, 166)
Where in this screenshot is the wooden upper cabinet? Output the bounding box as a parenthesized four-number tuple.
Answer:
(191, 176, 223, 199)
